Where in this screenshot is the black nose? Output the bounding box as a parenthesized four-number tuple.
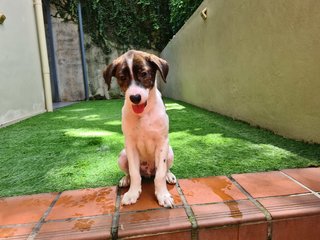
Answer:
(129, 94, 141, 104)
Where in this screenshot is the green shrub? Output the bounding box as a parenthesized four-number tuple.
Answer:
(169, 0, 203, 33)
(50, 0, 202, 54)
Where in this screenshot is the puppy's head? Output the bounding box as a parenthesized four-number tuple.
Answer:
(103, 50, 168, 114)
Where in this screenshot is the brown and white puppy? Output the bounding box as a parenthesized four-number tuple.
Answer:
(103, 50, 176, 208)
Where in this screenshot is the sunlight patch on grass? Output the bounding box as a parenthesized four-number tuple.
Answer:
(165, 102, 186, 110)
(106, 120, 122, 126)
(67, 108, 93, 112)
(170, 129, 307, 177)
(81, 114, 101, 121)
(64, 128, 115, 137)
(257, 144, 297, 158)
(52, 116, 67, 119)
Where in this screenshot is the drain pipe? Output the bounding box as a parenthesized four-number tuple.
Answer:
(45, 0, 60, 102)
(78, 2, 89, 100)
(33, 0, 53, 112)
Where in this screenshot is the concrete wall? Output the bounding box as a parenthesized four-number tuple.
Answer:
(0, 0, 46, 126)
(161, 0, 320, 143)
(84, 37, 121, 99)
(51, 16, 85, 101)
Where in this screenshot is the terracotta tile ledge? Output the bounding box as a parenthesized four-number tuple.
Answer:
(1, 168, 320, 240)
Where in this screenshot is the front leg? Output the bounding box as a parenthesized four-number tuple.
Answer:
(121, 140, 142, 205)
(154, 139, 174, 208)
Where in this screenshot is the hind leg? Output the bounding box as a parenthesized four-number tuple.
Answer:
(166, 146, 176, 184)
(118, 149, 130, 187)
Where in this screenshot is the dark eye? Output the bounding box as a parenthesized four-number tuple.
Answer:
(119, 75, 126, 81)
(140, 71, 148, 78)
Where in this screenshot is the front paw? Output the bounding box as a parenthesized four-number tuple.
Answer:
(121, 189, 141, 205)
(166, 171, 177, 185)
(119, 175, 130, 187)
(156, 190, 174, 208)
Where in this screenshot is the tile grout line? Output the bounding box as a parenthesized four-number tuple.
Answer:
(111, 186, 122, 240)
(27, 192, 62, 240)
(176, 181, 198, 240)
(229, 177, 273, 240)
(280, 171, 320, 199)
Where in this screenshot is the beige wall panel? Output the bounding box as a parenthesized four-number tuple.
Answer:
(161, 0, 320, 143)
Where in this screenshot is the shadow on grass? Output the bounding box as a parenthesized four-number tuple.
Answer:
(165, 99, 320, 177)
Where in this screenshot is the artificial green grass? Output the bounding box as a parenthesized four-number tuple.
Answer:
(0, 99, 319, 197)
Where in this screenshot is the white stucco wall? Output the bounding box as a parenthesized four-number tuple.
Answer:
(0, 0, 46, 126)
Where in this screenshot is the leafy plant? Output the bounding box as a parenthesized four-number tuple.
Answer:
(169, 0, 203, 33)
(49, 0, 202, 55)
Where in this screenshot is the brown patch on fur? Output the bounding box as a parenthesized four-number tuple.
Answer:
(102, 50, 169, 92)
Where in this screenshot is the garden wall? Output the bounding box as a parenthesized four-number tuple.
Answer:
(50, 15, 85, 102)
(84, 37, 121, 99)
(0, 0, 46, 126)
(160, 0, 320, 143)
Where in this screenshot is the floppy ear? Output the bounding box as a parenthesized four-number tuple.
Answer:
(148, 55, 169, 83)
(103, 62, 117, 90)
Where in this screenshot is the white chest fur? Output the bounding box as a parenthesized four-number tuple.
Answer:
(122, 89, 168, 176)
